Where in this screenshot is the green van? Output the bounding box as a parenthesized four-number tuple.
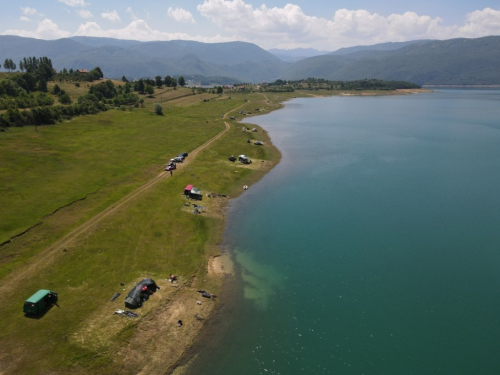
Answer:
(23, 289, 58, 315)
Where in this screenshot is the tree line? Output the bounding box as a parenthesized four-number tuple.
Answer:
(267, 78, 421, 91)
(0, 56, 138, 129)
(122, 75, 186, 94)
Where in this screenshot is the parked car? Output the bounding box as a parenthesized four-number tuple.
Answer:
(228, 155, 236, 162)
(254, 141, 264, 145)
(23, 290, 58, 315)
(173, 156, 184, 163)
(239, 155, 252, 164)
(178, 152, 188, 158)
(165, 162, 176, 171)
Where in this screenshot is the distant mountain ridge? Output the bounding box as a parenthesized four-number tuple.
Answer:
(0, 35, 284, 83)
(268, 48, 331, 62)
(1, 35, 500, 85)
(283, 36, 500, 85)
(328, 40, 428, 56)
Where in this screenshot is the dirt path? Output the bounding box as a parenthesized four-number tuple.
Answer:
(0, 107, 240, 294)
(259, 92, 270, 102)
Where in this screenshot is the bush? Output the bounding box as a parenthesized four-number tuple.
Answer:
(58, 93, 72, 104)
(153, 103, 163, 115)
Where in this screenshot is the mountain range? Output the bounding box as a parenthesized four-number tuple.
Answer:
(1, 35, 500, 85)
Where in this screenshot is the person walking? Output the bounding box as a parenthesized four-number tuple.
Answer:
(170, 170, 173, 176)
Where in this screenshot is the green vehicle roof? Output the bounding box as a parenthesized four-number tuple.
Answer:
(25, 289, 52, 303)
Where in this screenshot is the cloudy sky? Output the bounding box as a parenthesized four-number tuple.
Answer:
(2, 0, 500, 51)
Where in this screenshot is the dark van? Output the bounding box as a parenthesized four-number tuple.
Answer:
(23, 289, 58, 315)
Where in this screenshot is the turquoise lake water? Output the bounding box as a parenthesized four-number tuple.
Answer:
(186, 90, 500, 374)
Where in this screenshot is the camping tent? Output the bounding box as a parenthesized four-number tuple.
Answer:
(189, 187, 202, 200)
(124, 278, 159, 309)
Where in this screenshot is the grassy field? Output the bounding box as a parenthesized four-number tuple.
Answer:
(0, 89, 285, 374)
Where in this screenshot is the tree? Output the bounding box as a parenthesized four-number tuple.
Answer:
(89, 80, 117, 100)
(217, 86, 223, 94)
(37, 79, 48, 92)
(171, 77, 177, 90)
(91, 66, 104, 80)
(135, 79, 145, 94)
(53, 84, 61, 95)
(164, 75, 172, 87)
(155, 76, 163, 88)
(178, 76, 186, 87)
(153, 103, 163, 115)
(145, 85, 155, 97)
(122, 75, 128, 83)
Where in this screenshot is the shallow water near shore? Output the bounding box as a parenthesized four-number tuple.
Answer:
(187, 89, 500, 374)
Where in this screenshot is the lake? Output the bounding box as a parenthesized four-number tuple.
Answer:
(186, 89, 500, 375)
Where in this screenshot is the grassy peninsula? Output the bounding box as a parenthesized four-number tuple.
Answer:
(0, 75, 427, 374)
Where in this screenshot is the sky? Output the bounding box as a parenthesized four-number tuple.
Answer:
(2, 0, 500, 51)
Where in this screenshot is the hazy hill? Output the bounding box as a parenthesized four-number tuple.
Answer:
(0, 35, 91, 63)
(69, 36, 141, 49)
(268, 48, 331, 62)
(283, 36, 500, 85)
(329, 40, 427, 56)
(130, 40, 281, 65)
(0, 35, 284, 82)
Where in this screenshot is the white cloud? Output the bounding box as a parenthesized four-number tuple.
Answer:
(77, 9, 93, 19)
(2, 18, 70, 39)
(459, 8, 500, 37)
(20, 7, 37, 15)
(74, 19, 231, 43)
(197, 0, 500, 49)
(168, 7, 196, 24)
(102, 10, 121, 23)
(3, 3, 500, 50)
(58, 0, 88, 7)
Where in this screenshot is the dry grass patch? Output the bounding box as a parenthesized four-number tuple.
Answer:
(71, 277, 177, 352)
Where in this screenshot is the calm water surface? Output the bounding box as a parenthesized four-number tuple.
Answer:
(187, 90, 500, 374)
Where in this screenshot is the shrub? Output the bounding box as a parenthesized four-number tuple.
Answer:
(58, 93, 72, 104)
(153, 103, 163, 115)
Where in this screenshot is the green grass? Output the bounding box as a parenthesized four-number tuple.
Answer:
(0, 99, 229, 245)
(0, 91, 283, 373)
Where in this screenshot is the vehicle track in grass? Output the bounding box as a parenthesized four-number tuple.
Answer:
(0, 102, 246, 293)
